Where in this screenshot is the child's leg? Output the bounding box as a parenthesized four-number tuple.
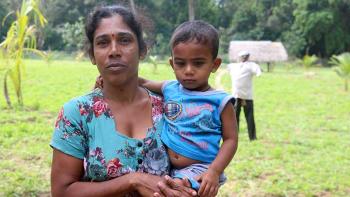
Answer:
(171, 163, 227, 190)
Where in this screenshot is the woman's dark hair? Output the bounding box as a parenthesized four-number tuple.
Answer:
(170, 20, 219, 59)
(85, 5, 147, 57)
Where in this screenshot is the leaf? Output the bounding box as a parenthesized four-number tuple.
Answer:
(0, 0, 47, 107)
(329, 53, 350, 78)
(3, 70, 12, 107)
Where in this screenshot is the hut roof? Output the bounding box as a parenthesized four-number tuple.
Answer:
(229, 41, 288, 63)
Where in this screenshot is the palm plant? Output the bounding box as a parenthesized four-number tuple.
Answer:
(149, 55, 158, 74)
(0, 0, 47, 107)
(329, 52, 350, 91)
(301, 54, 318, 70)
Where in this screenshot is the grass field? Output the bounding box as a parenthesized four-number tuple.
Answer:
(0, 59, 349, 196)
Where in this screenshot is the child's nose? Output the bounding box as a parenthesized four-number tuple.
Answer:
(184, 65, 194, 74)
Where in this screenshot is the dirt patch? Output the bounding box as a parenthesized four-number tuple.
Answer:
(258, 172, 275, 180)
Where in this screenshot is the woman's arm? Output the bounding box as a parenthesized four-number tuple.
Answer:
(51, 149, 163, 197)
(197, 102, 238, 196)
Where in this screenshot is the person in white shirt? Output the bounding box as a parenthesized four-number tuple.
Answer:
(227, 51, 262, 141)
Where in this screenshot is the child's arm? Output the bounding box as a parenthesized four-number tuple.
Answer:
(197, 101, 238, 197)
(138, 77, 165, 95)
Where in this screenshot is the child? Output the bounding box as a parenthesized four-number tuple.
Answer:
(140, 20, 238, 196)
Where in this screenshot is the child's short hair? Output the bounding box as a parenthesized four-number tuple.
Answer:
(170, 20, 219, 59)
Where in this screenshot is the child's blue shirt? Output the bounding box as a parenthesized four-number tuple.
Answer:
(161, 80, 234, 163)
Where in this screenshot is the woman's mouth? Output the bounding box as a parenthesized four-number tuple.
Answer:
(106, 62, 127, 72)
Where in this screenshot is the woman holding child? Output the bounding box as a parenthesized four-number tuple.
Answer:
(50, 5, 196, 197)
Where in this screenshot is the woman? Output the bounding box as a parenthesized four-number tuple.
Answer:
(50, 5, 195, 197)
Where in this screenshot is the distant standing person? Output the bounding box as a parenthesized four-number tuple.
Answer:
(228, 51, 262, 141)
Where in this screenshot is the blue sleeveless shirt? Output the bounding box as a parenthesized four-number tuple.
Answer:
(161, 81, 234, 163)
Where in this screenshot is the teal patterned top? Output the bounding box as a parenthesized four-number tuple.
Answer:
(51, 88, 170, 181)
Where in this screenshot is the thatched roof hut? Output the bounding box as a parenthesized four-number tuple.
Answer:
(229, 41, 288, 63)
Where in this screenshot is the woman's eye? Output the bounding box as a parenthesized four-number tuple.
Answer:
(119, 37, 131, 44)
(97, 40, 108, 47)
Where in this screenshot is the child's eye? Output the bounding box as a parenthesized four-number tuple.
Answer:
(193, 61, 204, 67)
(174, 61, 186, 67)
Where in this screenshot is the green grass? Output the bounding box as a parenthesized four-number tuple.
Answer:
(0, 59, 349, 196)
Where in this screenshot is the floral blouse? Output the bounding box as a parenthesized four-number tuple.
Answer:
(51, 88, 170, 181)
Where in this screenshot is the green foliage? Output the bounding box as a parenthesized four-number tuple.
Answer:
(2, 0, 349, 58)
(329, 52, 350, 91)
(0, 0, 47, 107)
(300, 54, 318, 69)
(39, 0, 114, 51)
(286, 0, 350, 57)
(60, 17, 85, 51)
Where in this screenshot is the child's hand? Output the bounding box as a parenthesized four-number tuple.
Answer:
(138, 77, 146, 86)
(94, 75, 103, 89)
(196, 168, 220, 197)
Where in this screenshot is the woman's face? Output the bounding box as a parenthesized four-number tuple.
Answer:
(92, 14, 141, 87)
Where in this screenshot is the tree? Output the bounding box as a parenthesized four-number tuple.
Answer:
(60, 17, 85, 51)
(329, 52, 350, 91)
(284, 0, 350, 58)
(0, 0, 47, 107)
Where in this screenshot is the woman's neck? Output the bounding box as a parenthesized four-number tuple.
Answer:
(102, 80, 143, 103)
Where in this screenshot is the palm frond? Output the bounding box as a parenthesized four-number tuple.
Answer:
(1, 11, 15, 26)
(0, 0, 46, 107)
(329, 52, 350, 91)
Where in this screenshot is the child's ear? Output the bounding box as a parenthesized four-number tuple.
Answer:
(211, 58, 222, 73)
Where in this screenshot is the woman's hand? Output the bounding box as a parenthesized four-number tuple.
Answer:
(130, 172, 165, 197)
(154, 175, 197, 197)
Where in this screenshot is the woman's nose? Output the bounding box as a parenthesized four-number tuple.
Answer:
(110, 41, 121, 57)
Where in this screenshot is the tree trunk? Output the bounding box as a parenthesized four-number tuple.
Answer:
(129, 0, 136, 14)
(188, 0, 195, 21)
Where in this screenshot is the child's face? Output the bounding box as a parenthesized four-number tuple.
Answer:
(170, 41, 221, 91)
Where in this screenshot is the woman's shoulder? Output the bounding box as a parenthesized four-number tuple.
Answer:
(64, 89, 102, 105)
(60, 89, 103, 114)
